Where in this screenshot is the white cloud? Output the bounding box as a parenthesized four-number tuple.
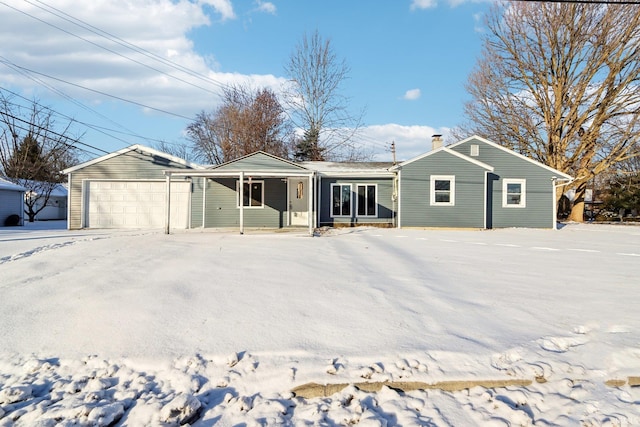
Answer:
(0, 1, 284, 117)
(199, 0, 236, 21)
(358, 124, 452, 161)
(410, 0, 438, 10)
(402, 88, 422, 101)
(255, 1, 277, 15)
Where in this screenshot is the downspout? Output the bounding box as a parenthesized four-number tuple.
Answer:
(165, 172, 171, 234)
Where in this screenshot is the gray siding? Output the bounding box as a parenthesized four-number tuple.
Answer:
(67, 150, 192, 229)
(399, 150, 487, 228)
(203, 178, 287, 228)
(450, 138, 556, 228)
(318, 177, 394, 226)
(0, 190, 23, 225)
(214, 152, 305, 172)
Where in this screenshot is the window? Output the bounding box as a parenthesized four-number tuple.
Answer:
(470, 144, 479, 156)
(331, 184, 351, 217)
(357, 184, 377, 217)
(503, 179, 526, 208)
(430, 175, 455, 206)
(237, 180, 264, 208)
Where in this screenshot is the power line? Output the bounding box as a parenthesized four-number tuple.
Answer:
(0, 0, 224, 98)
(29, 0, 231, 93)
(0, 58, 195, 121)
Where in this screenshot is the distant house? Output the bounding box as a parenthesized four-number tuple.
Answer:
(20, 182, 68, 221)
(63, 136, 572, 232)
(0, 177, 26, 226)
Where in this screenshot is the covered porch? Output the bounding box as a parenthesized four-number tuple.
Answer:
(164, 168, 316, 236)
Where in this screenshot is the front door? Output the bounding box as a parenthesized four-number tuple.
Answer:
(288, 178, 308, 226)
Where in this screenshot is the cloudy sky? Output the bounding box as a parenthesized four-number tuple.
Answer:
(0, 0, 491, 162)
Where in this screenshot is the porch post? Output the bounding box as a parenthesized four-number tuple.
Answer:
(202, 178, 206, 228)
(165, 173, 171, 234)
(239, 172, 244, 235)
(308, 173, 314, 236)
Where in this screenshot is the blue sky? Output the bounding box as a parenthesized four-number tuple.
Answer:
(0, 0, 491, 162)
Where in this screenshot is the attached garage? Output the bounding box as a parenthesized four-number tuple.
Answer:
(64, 145, 203, 230)
(84, 180, 191, 229)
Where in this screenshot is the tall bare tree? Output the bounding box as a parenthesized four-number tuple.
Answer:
(284, 30, 367, 161)
(186, 85, 293, 164)
(463, 2, 640, 222)
(0, 93, 80, 222)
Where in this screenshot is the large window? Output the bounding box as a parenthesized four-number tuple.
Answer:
(430, 175, 455, 206)
(237, 180, 264, 208)
(357, 184, 377, 217)
(503, 179, 526, 208)
(331, 184, 351, 217)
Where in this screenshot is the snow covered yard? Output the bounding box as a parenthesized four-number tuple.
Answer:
(0, 223, 639, 426)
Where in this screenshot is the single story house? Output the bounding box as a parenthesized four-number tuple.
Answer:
(63, 135, 572, 233)
(0, 177, 26, 226)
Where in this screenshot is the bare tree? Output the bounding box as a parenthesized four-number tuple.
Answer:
(186, 85, 293, 164)
(284, 30, 367, 161)
(463, 2, 640, 222)
(0, 93, 81, 222)
(152, 140, 195, 163)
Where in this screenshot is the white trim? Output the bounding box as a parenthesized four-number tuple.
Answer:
(236, 179, 265, 209)
(397, 171, 402, 228)
(502, 178, 526, 208)
(449, 135, 573, 180)
(430, 175, 456, 206)
(67, 174, 72, 230)
(470, 144, 479, 157)
(355, 183, 378, 217)
(202, 178, 207, 228)
(166, 170, 314, 178)
(330, 183, 352, 218)
(63, 144, 203, 174)
(209, 150, 309, 172)
(316, 171, 395, 178)
(308, 174, 314, 235)
(392, 146, 494, 172)
(483, 171, 488, 229)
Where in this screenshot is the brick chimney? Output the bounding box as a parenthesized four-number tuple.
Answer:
(432, 134, 443, 150)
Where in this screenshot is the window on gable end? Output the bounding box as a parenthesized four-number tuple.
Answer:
(502, 179, 526, 208)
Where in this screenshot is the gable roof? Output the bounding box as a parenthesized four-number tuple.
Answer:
(391, 146, 494, 172)
(0, 177, 27, 192)
(209, 151, 309, 172)
(62, 144, 204, 174)
(449, 135, 573, 179)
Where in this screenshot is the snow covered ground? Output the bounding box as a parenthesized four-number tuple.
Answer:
(0, 222, 639, 426)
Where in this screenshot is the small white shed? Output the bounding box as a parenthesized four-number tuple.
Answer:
(0, 177, 26, 226)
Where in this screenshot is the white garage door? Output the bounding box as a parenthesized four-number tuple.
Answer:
(84, 180, 190, 229)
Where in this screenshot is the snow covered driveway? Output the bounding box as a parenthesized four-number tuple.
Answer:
(1, 224, 639, 425)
